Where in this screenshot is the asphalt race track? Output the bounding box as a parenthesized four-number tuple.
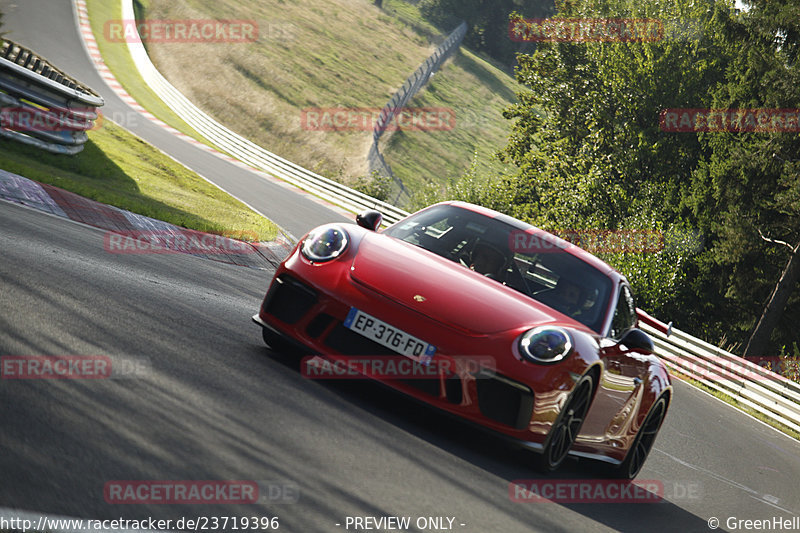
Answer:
(3, 202, 800, 533)
(2, 2, 800, 532)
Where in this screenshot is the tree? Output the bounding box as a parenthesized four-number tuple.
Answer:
(689, 0, 800, 355)
(745, 238, 800, 357)
(499, 0, 734, 317)
(426, 0, 798, 352)
(420, 0, 554, 66)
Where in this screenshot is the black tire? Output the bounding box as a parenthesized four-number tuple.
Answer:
(614, 395, 668, 479)
(537, 374, 594, 472)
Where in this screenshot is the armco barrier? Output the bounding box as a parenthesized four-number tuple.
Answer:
(119, 0, 409, 226)
(637, 310, 800, 434)
(0, 39, 104, 154)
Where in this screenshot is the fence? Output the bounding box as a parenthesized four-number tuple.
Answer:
(368, 21, 467, 205)
(0, 39, 104, 154)
(637, 310, 800, 434)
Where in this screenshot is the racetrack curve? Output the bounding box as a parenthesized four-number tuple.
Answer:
(1, 1, 800, 532)
(0, 0, 348, 239)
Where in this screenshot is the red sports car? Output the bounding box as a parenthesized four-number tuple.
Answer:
(253, 201, 672, 478)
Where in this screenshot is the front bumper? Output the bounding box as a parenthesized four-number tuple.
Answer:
(252, 268, 588, 446)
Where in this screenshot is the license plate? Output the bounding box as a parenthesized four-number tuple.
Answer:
(343, 308, 436, 364)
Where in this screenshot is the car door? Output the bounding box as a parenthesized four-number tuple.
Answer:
(579, 284, 648, 441)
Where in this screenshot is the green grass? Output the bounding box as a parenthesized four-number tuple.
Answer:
(84, 0, 210, 146)
(376, 0, 520, 203)
(380, 0, 447, 41)
(381, 47, 519, 202)
(671, 371, 800, 442)
(114, 0, 440, 187)
(0, 123, 278, 241)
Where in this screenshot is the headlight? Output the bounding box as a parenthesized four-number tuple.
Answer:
(301, 224, 349, 262)
(518, 326, 573, 364)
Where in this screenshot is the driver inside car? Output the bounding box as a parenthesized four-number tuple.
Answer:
(469, 241, 508, 281)
(542, 277, 587, 317)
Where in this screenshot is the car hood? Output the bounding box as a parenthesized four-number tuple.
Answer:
(350, 233, 577, 335)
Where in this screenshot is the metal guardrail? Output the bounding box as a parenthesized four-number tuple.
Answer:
(368, 21, 467, 205)
(637, 310, 800, 434)
(0, 39, 104, 154)
(119, 0, 410, 226)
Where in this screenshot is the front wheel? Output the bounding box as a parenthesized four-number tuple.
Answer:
(536, 374, 594, 472)
(614, 395, 669, 479)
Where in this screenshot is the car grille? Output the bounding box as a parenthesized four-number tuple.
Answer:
(306, 313, 334, 339)
(262, 280, 523, 420)
(445, 374, 463, 404)
(399, 377, 441, 397)
(475, 370, 534, 430)
(263, 274, 317, 324)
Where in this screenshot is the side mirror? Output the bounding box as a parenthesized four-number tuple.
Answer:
(618, 328, 654, 354)
(356, 209, 383, 231)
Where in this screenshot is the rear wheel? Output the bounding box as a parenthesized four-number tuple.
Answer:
(537, 374, 594, 472)
(615, 395, 668, 479)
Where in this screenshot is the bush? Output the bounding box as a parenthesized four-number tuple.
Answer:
(351, 171, 393, 202)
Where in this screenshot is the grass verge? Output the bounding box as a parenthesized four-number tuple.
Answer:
(0, 123, 278, 241)
(84, 0, 210, 146)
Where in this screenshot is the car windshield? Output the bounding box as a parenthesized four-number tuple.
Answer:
(383, 204, 614, 334)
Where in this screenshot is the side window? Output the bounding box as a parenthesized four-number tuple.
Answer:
(610, 285, 636, 339)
